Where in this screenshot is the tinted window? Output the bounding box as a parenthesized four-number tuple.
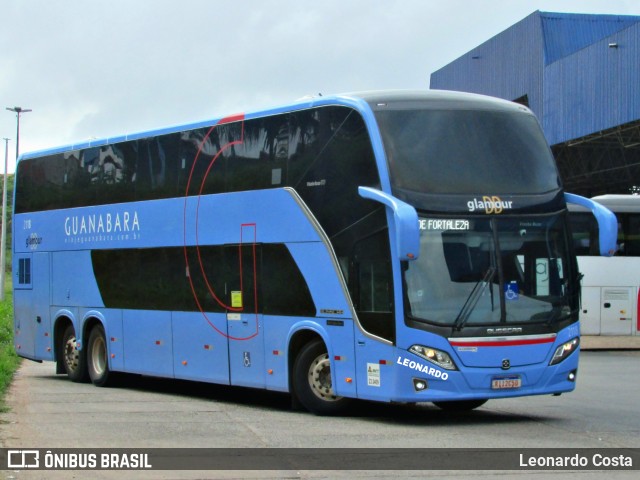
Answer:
(16, 106, 381, 223)
(376, 109, 560, 195)
(293, 108, 381, 238)
(349, 229, 394, 341)
(568, 212, 599, 256)
(18, 258, 31, 286)
(569, 211, 640, 257)
(135, 135, 182, 200)
(92, 244, 315, 316)
(627, 214, 640, 256)
(14, 153, 67, 212)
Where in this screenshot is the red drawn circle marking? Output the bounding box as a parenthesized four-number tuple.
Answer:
(181, 114, 259, 340)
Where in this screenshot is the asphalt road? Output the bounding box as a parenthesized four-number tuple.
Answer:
(1, 351, 639, 479)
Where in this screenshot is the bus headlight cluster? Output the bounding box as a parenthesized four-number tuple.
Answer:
(549, 337, 580, 365)
(409, 345, 458, 371)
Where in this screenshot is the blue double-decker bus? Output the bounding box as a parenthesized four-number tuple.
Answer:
(12, 90, 616, 414)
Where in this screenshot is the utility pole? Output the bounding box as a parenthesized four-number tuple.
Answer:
(6, 106, 32, 160)
(0, 138, 9, 300)
(3, 106, 31, 301)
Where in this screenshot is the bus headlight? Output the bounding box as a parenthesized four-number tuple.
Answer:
(549, 337, 580, 365)
(409, 345, 458, 371)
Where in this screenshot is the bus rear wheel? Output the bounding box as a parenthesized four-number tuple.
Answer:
(87, 324, 115, 387)
(293, 339, 351, 415)
(433, 399, 487, 411)
(61, 324, 88, 382)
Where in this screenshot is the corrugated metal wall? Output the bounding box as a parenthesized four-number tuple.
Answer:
(544, 21, 640, 145)
(430, 11, 640, 147)
(430, 12, 545, 118)
(541, 12, 638, 65)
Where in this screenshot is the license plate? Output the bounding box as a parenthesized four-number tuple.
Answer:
(491, 375, 522, 390)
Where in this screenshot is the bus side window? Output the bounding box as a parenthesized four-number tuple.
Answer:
(568, 212, 599, 256)
(135, 135, 181, 200)
(626, 214, 640, 256)
(350, 230, 395, 342)
(227, 116, 288, 192)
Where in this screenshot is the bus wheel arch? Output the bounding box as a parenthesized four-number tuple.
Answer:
(289, 331, 352, 415)
(56, 317, 88, 383)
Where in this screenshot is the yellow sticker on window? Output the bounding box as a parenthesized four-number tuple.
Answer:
(231, 291, 243, 308)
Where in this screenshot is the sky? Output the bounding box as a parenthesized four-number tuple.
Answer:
(2, 0, 640, 173)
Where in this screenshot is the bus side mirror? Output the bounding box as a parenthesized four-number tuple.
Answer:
(358, 187, 420, 261)
(565, 192, 618, 256)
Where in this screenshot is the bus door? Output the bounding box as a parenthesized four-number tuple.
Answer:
(580, 286, 602, 335)
(14, 252, 52, 360)
(226, 242, 265, 389)
(600, 287, 634, 335)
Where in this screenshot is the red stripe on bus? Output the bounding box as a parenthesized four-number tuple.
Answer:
(218, 113, 245, 125)
(450, 337, 556, 347)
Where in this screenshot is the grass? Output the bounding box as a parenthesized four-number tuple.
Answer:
(0, 175, 18, 411)
(0, 276, 20, 412)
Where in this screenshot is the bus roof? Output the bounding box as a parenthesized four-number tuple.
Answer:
(568, 194, 640, 213)
(357, 89, 530, 113)
(591, 194, 640, 212)
(18, 89, 531, 162)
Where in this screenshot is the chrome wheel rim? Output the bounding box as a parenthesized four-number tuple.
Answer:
(307, 353, 340, 402)
(63, 334, 80, 373)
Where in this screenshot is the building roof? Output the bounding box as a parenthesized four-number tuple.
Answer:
(540, 12, 640, 65)
(430, 11, 640, 195)
(430, 10, 640, 145)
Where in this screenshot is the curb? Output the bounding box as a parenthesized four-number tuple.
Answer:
(580, 335, 640, 351)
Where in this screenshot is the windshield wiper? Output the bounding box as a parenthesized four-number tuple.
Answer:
(453, 267, 496, 332)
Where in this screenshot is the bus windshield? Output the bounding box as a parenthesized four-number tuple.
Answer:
(405, 213, 577, 328)
(375, 108, 560, 195)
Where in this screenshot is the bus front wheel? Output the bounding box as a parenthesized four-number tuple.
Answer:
(61, 324, 88, 383)
(293, 339, 351, 415)
(87, 324, 115, 387)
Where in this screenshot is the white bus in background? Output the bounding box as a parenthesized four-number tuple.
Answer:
(569, 195, 640, 336)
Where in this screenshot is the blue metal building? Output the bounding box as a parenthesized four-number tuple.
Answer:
(430, 11, 640, 196)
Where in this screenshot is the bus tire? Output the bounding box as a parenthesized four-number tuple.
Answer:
(433, 399, 487, 411)
(61, 324, 88, 383)
(293, 339, 351, 415)
(87, 324, 115, 387)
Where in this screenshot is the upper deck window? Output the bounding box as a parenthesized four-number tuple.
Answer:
(375, 108, 560, 196)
